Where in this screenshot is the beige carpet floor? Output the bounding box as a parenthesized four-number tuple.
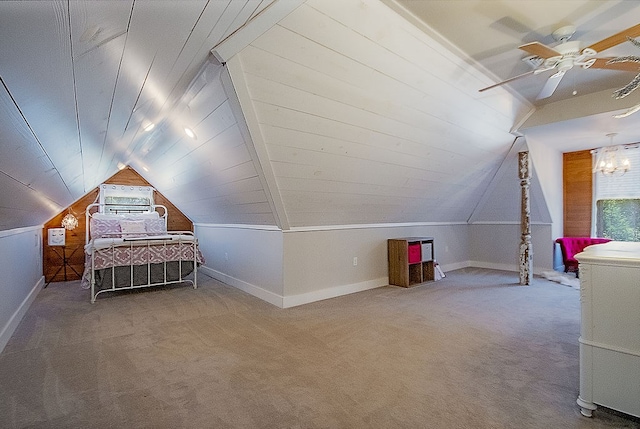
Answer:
(1, 268, 638, 429)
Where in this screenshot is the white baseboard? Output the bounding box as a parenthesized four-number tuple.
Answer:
(0, 275, 44, 353)
(532, 266, 555, 276)
(467, 261, 551, 276)
(199, 265, 386, 309)
(440, 261, 470, 273)
(199, 265, 285, 308)
(282, 277, 387, 308)
(468, 260, 518, 272)
(200, 260, 554, 310)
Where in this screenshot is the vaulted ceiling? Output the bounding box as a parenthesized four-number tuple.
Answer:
(0, 0, 291, 229)
(388, 0, 640, 150)
(1, 0, 638, 231)
(393, 0, 640, 105)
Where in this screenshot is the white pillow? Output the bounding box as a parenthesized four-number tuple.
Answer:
(93, 211, 159, 220)
(145, 218, 167, 235)
(123, 212, 159, 220)
(120, 220, 147, 237)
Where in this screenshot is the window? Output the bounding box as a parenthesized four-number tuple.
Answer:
(596, 199, 640, 241)
(593, 145, 640, 242)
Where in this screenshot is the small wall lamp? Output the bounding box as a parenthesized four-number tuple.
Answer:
(61, 210, 78, 230)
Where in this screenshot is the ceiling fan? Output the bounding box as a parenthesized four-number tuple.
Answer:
(479, 23, 640, 100)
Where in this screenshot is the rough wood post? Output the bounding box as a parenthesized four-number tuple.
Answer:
(519, 151, 533, 285)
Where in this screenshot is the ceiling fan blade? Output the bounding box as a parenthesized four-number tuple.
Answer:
(536, 72, 565, 100)
(586, 23, 640, 53)
(589, 57, 640, 72)
(478, 70, 536, 92)
(519, 41, 561, 59)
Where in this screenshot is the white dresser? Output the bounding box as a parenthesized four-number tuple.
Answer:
(575, 241, 640, 418)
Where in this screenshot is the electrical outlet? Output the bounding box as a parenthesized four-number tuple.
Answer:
(224, 252, 228, 261)
(353, 257, 358, 266)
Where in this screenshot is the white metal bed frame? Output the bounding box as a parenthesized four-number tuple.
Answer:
(85, 203, 198, 303)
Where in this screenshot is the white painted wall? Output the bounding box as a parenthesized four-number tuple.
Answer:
(195, 224, 284, 306)
(196, 221, 557, 308)
(0, 226, 45, 353)
(469, 138, 551, 224)
(465, 136, 558, 272)
(526, 136, 564, 240)
(196, 222, 469, 308)
(525, 135, 566, 270)
(469, 223, 554, 274)
(282, 223, 469, 306)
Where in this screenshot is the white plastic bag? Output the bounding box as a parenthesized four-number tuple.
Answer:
(434, 260, 445, 280)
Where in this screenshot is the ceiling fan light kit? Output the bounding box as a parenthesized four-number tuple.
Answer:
(479, 23, 640, 101)
(552, 25, 576, 43)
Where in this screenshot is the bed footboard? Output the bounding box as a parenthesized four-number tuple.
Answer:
(86, 235, 202, 303)
(91, 261, 197, 302)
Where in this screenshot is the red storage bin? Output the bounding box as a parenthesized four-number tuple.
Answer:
(407, 243, 422, 264)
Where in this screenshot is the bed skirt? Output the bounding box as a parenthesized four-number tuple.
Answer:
(92, 260, 195, 290)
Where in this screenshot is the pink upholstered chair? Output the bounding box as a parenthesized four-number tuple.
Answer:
(555, 237, 611, 276)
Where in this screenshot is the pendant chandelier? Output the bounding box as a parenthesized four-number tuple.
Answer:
(593, 133, 631, 176)
(61, 210, 78, 230)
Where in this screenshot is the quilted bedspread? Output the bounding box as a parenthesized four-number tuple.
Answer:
(81, 238, 204, 289)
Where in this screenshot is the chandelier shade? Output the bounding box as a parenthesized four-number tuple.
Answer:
(61, 212, 78, 230)
(593, 134, 631, 176)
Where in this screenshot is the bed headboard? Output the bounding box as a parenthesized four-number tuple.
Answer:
(85, 184, 167, 244)
(98, 183, 155, 214)
(85, 204, 168, 244)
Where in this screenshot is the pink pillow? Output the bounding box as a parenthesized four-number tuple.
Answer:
(90, 218, 121, 239)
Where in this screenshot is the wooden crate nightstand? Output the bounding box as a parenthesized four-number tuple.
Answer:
(388, 237, 435, 287)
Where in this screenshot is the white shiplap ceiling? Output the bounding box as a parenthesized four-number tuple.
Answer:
(229, 0, 528, 226)
(0, 0, 293, 229)
(1, 0, 637, 230)
(388, 0, 640, 150)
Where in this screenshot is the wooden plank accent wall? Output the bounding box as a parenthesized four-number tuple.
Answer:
(563, 150, 592, 237)
(43, 167, 193, 283)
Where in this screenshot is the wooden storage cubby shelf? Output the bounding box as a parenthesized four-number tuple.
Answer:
(388, 237, 435, 287)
